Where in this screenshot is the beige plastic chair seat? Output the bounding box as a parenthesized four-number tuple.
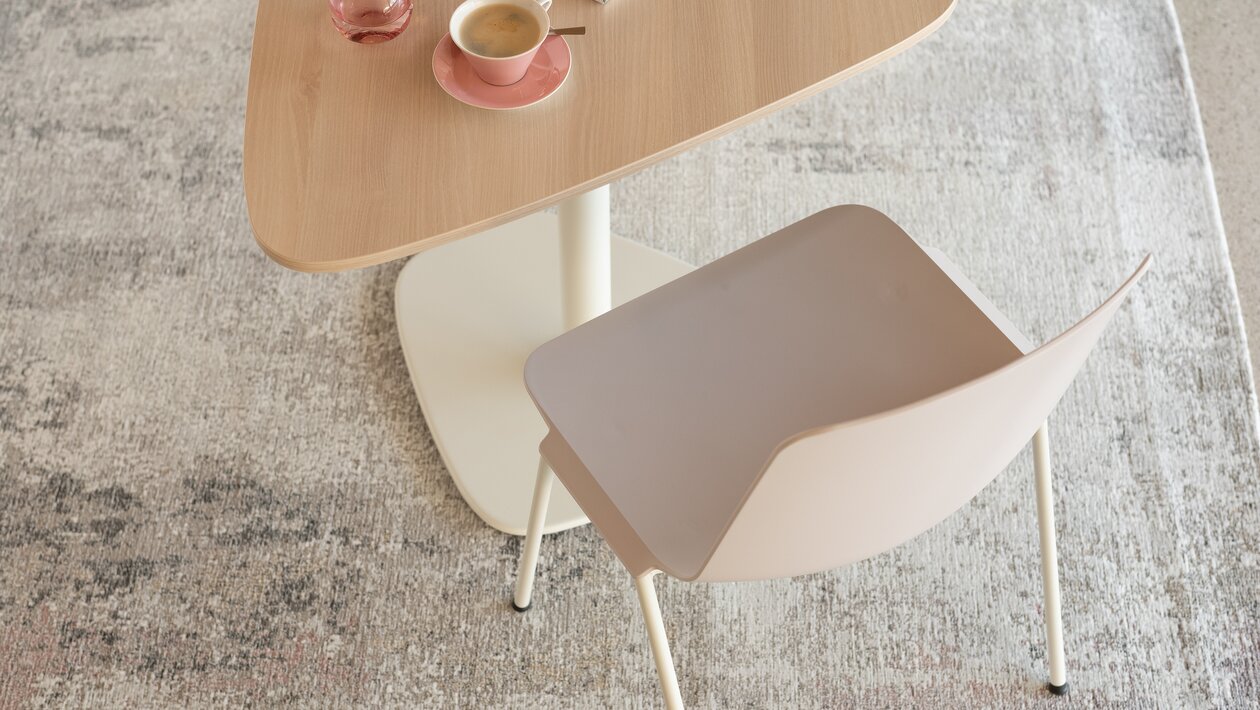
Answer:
(514, 204, 1149, 707)
(526, 206, 1029, 580)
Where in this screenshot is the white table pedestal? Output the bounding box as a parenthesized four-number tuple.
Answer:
(395, 188, 693, 535)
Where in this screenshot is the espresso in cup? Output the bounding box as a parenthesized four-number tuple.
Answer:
(449, 0, 551, 86)
(459, 3, 544, 58)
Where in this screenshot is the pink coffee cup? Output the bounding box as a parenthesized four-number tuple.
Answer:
(450, 0, 552, 86)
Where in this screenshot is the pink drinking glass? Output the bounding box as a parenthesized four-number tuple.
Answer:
(329, 0, 413, 44)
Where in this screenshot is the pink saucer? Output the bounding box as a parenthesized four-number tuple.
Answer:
(432, 33, 571, 110)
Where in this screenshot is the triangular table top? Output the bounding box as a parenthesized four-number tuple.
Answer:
(244, 0, 954, 272)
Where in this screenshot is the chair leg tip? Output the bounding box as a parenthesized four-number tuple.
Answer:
(511, 600, 532, 613)
(1047, 681, 1069, 696)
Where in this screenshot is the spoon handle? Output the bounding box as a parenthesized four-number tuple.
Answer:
(549, 26, 586, 35)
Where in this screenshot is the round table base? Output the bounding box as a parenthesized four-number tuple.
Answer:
(395, 212, 693, 535)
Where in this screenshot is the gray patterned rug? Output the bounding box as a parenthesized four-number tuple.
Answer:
(2, 0, 1258, 707)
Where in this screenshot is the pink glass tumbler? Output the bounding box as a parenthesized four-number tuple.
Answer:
(329, 0, 413, 44)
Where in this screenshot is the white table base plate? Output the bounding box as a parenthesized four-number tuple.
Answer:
(395, 213, 693, 535)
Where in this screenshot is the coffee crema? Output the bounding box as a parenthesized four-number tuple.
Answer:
(459, 3, 543, 58)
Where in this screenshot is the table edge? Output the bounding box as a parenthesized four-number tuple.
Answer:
(246, 0, 957, 273)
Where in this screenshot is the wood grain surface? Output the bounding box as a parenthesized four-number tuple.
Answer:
(244, 0, 955, 271)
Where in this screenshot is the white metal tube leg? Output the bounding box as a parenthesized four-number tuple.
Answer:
(1033, 421, 1069, 695)
(635, 572, 684, 710)
(513, 459, 554, 611)
(513, 188, 613, 611)
(558, 184, 612, 330)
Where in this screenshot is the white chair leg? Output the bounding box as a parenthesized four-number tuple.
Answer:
(513, 458, 554, 612)
(634, 572, 684, 710)
(1033, 421, 1069, 695)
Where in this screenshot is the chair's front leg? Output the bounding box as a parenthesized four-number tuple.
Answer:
(513, 458, 554, 611)
(634, 571, 684, 710)
(1033, 421, 1069, 695)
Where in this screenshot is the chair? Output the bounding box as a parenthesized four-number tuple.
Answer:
(511, 204, 1150, 708)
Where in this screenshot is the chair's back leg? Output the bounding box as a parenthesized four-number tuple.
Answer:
(634, 572, 684, 710)
(1033, 421, 1069, 695)
(514, 458, 555, 611)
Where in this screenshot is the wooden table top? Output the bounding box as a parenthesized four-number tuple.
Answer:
(244, 0, 954, 272)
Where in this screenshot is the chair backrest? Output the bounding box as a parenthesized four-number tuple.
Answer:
(694, 256, 1151, 582)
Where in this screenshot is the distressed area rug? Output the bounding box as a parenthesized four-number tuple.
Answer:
(2, 0, 1258, 707)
